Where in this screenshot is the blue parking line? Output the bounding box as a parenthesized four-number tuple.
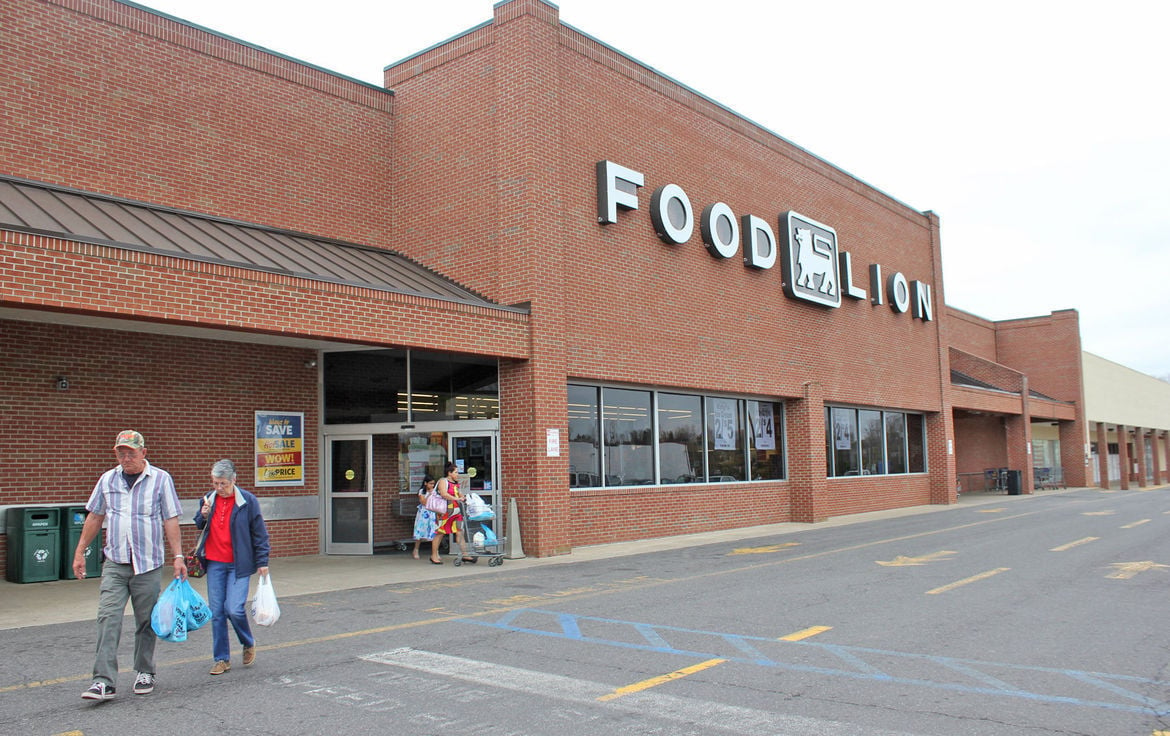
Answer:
(460, 609, 1170, 717)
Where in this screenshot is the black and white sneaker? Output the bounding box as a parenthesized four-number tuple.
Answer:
(132, 672, 155, 695)
(82, 681, 115, 700)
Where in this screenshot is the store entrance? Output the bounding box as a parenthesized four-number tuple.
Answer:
(397, 430, 499, 520)
(323, 423, 499, 555)
(325, 435, 372, 554)
(449, 432, 498, 517)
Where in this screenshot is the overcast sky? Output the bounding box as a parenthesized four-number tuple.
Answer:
(138, 0, 1170, 379)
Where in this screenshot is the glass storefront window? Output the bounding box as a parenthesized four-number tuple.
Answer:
(907, 413, 926, 472)
(707, 397, 745, 481)
(568, 385, 601, 487)
(827, 406, 926, 477)
(748, 400, 784, 480)
(885, 412, 907, 474)
(569, 384, 786, 486)
(411, 351, 499, 420)
(831, 407, 860, 476)
(658, 393, 703, 483)
(603, 387, 653, 485)
(324, 350, 408, 424)
(860, 409, 884, 474)
(398, 432, 448, 493)
(324, 349, 498, 423)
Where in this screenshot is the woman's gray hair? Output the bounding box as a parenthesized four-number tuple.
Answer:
(211, 458, 237, 480)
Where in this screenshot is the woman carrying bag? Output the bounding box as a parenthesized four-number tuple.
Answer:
(429, 462, 474, 565)
(411, 475, 438, 560)
(192, 459, 270, 675)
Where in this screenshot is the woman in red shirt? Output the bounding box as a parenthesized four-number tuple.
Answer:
(192, 459, 270, 675)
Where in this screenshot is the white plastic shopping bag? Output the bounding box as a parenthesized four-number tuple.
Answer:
(466, 492, 494, 520)
(250, 573, 281, 626)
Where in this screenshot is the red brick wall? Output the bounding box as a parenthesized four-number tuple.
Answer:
(995, 310, 1084, 404)
(946, 308, 999, 360)
(0, 319, 320, 570)
(954, 413, 1009, 475)
(823, 476, 932, 517)
(2, 0, 395, 247)
(2, 0, 964, 558)
(994, 310, 1089, 485)
(385, 0, 951, 552)
(950, 349, 1025, 393)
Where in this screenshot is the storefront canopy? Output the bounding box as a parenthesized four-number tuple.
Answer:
(0, 175, 502, 310)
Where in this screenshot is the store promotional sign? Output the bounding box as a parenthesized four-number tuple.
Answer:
(255, 411, 305, 486)
(596, 160, 933, 321)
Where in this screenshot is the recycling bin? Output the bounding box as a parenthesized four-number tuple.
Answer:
(6, 507, 60, 583)
(62, 506, 101, 580)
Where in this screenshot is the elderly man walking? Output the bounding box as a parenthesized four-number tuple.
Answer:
(72, 430, 187, 701)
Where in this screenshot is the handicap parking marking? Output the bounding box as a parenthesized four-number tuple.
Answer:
(459, 609, 1170, 717)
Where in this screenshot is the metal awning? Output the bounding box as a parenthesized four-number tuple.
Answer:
(0, 175, 510, 311)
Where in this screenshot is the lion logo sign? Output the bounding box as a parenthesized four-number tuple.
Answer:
(781, 212, 841, 308)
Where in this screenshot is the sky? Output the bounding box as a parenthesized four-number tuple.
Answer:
(138, 0, 1170, 379)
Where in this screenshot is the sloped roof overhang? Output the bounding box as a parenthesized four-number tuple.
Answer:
(0, 176, 530, 357)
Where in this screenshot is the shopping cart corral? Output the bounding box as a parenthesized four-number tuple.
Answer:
(957, 471, 992, 494)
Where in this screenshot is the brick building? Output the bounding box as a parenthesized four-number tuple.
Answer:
(2, 0, 1166, 570)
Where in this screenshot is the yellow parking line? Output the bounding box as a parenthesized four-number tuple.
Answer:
(779, 625, 832, 641)
(1121, 519, 1151, 528)
(1050, 537, 1099, 552)
(597, 658, 726, 701)
(926, 568, 1010, 595)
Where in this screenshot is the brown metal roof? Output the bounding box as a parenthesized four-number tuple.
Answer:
(0, 175, 511, 311)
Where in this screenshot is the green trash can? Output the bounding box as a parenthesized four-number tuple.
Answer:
(6, 507, 61, 583)
(62, 506, 101, 580)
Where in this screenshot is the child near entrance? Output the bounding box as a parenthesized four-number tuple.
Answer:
(430, 462, 474, 565)
(411, 476, 437, 560)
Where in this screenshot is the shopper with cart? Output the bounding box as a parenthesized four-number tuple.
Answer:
(429, 462, 474, 565)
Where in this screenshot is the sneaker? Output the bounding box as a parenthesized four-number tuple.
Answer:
(209, 660, 231, 675)
(133, 672, 155, 695)
(82, 681, 115, 700)
(242, 646, 256, 667)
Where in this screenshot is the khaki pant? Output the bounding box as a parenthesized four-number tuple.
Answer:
(92, 560, 162, 685)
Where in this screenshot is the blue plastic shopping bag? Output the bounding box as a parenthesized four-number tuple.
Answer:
(178, 578, 212, 631)
(151, 579, 189, 642)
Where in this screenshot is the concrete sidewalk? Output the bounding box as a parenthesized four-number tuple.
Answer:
(0, 488, 1081, 631)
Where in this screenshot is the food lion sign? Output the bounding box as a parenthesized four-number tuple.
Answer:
(596, 160, 932, 320)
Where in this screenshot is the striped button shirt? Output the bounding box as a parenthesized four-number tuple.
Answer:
(85, 460, 183, 574)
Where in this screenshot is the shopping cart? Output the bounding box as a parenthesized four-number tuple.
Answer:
(454, 498, 505, 567)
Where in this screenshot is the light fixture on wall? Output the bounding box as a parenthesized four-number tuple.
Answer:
(56, 376, 70, 391)
(304, 359, 318, 369)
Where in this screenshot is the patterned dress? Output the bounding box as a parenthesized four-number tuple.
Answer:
(435, 480, 463, 536)
(412, 503, 436, 541)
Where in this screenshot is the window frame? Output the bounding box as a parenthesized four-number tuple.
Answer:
(567, 383, 786, 488)
(826, 405, 927, 478)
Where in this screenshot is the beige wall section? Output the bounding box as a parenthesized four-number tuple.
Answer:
(1083, 352, 1170, 429)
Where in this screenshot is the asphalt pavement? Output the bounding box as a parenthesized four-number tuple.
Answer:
(0, 487, 1103, 631)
